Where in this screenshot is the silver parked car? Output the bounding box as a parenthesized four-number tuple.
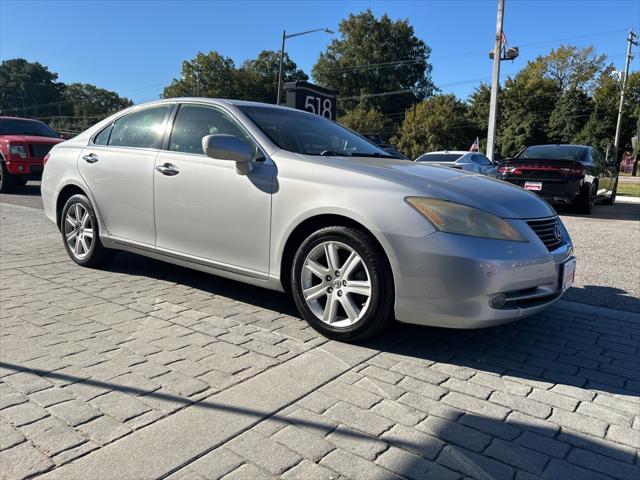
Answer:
(42, 99, 575, 341)
(416, 150, 497, 176)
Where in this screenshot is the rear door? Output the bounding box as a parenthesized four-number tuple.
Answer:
(592, 148, 612, 196)
(78, 104, 173, 246)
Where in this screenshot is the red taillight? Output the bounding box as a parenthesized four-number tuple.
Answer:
(44, 153, 50, 165)
(498, 165, 517, 174)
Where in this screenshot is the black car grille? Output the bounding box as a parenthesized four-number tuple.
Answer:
(29, 143, 53, 158)
(526, 217, 564, 251)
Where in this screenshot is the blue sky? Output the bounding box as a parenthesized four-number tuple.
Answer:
(1, 0, 638, 104)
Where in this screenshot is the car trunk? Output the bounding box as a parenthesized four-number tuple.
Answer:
(498, 158, 583, 181)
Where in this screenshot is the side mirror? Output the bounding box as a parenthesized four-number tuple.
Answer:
(202, 134, 253, 175)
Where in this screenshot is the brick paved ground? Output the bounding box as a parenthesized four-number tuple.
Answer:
(1, 202, 639, 480)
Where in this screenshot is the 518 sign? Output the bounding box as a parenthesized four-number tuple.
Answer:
(284, 81, 337, 121)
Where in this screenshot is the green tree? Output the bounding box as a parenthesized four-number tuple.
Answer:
(537, 45, 607, 92)
(162, 50, 307, 102)
(312, 10, 435, 117)
(395, 94, 473, 158)
(51, 83, 132, 133)
(0, 58, 64, 117)
(547, 88, 593, 144)
(240, 50, 307, 104)
(337, 104, 389, 135)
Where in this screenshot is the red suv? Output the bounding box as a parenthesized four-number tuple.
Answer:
(0, 116, 64, 193)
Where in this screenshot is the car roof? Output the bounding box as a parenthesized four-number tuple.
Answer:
(0, 116, 46, 123)
(130, 97, 303, 113)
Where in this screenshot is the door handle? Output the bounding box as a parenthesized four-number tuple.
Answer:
(82, 153, 99, 163)
(155, 163, 180, 176)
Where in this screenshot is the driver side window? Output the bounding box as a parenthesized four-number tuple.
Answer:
(169, 104, 261, 160)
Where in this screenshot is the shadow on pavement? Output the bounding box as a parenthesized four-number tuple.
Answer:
(101, 252, 639, 400)
(556, 202, 640, 221)
(1, 361, 637, 479)
(563, 284, 640, 313)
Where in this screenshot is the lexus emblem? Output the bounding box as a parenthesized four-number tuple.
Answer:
(554, 225, 562, 242)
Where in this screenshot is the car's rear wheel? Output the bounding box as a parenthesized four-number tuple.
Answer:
(61, 194, 112, 267)
(0, 162, 16, 193)
(577, 183, 596, 214)
(291, 226, 393, 341)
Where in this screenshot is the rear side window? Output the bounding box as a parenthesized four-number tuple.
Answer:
(108, 106, 170, 149)
(416, 153, 462, 162)
(474, 154, 492, 165)
(518, 146, 587, 161)
(169, 104, 261, 159)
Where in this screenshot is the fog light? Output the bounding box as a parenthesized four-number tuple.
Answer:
(18, 165, 24, 172)
(489, 294, 507, 308)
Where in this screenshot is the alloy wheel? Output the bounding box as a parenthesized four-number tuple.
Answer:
(300, 241, 372, 327)
(64, 203, 94, 259)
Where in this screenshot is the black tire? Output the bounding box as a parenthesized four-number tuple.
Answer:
(291, 226, 394, 342)
(577, 183, 596, 214)
(61, 194, 112, 267)
(0, 162, 16, 193)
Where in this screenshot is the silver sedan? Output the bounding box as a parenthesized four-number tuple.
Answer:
(41, 99, 575, 341)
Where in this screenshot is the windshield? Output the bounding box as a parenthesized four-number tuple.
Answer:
(0, 118, 59, 138)
(238, 106, 392, 157)
(518, 145, 586, 161)
(415, 153, 463, 163)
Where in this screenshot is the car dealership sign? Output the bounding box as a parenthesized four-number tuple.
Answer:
(283, 81, 337, 120)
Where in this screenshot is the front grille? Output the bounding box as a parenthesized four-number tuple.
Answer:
(526, 217, 564, 251)
(29, 143, 53, 158)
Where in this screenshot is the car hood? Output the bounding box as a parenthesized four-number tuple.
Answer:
(310, 155, 555, 219)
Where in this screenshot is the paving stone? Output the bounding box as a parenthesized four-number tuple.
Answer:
(320, 380, 382, 409)
(321, 449, 403, 480)
(226, 430, 301, 475)
(28, 387, 75, 408)
(0, 401, 49, 426)
(576, 401, 633, 427)
(376, 445, 461, 480)
(4, 371, 53, 395)
(417, 416, 491, 452)
(542, 459, 610, 480)
(442, 391, 511, 420)
(220, 462, 274, 480)
(391, 362, 448, 386)
(0, 441, 54, 478)
(326, 424, 387, 460)
(78, 415, 132, 445)
(514, 430, 570, 458)
(397, 376, 448, 400)
(566, 447, 640, 480)
(286, 407, 339, 437)
(440, 377, 492, 399)
(281, 459, 336, 480)
(458, 412, 521, 440)
(0, 419, 25, 451)
(272, 424, 334, 462)
(606, 424, 640, 449)
(398, 392, 463, 421)
(548, 408, 609, 437)
(90, 391, 151, 422)
(437, 445, 515, 480)
(48, 399, 101, 426)
(52, 440, 100, 466)
(489, 390, 552, 419)
(354, 377, 405, 400)
(484, 438, 549, 474)
(167, 447, 243, 480)
(381, 424, 445, 460)
(323, 401, 394, 437)
(528, 388, 579, 411)
(27, 417, 87, 456)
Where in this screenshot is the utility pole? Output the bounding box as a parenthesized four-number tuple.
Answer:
(276, 30, 286, 105)
(486, 0, 505, 162)
(613, 29, 638, 167)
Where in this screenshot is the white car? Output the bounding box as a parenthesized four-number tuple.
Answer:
(416, 151, 497, 176)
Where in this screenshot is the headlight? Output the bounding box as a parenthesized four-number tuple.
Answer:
(405, 196, 528, 242)
(9, 144, 27, 159)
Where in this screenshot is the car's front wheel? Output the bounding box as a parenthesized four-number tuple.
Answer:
(291, 226, 393, 341)
(61, 194, 112, 267)
(0, 162, 16, 193)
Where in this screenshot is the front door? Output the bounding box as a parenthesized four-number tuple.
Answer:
(78, 104, 172, 246)
(153, 103, 274, 276)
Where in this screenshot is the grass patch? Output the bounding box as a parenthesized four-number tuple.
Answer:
(618, 183, 640, 197)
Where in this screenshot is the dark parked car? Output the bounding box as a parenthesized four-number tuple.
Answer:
(497, 144, 617, 214)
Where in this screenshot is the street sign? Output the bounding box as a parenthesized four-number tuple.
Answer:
(283, 81, 337, 120)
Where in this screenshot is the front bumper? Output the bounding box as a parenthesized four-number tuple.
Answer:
(5, 160, 44, 179)
(386, 221, 573, 328)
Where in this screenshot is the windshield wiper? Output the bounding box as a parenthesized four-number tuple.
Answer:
(319, 150, 351, 156)
(348, 152, 392, 158)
